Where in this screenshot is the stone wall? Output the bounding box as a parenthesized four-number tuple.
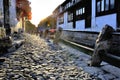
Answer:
(109, 33, 120, 54)
(61, 30, 120, 49)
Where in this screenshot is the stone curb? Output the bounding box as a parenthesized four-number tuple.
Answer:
(7, 39, 25, 53)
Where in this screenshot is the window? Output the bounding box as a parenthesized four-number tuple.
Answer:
(76, 7, 85, 20)
(76, 10, 79, 15)
(105, 0, 109, 11)
(83, 7, 85, 14)
(72, 0, 75, 4)
(68, 12, 73, 22)
(101, 0, 104, 11)
(69, 2, 71, 7)
(110, 0, 115, 9)
(76, 7, 85, 15)
(97, 1, 101, 12)
(58, 15, 64, 24)
(80, 9, 82, 14)
(79, 9, 81, 14)
(96, 0, 115, 16)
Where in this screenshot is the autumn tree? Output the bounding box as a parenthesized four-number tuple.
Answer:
(25, 20, 37, 34)
(38, 15, 56, 29)
(16, 0, 31, 20)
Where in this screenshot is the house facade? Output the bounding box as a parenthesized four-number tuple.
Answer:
(53, 0, 120, 47)
(0, 0, 4, 27)
(9, 0, 17, 27)
(55, 0, 120, 32)
(0, 0, 17, 35)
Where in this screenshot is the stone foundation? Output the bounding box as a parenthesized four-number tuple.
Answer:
(61, 30, 99, 48)
(61, 30, 120, 67)
(61, 30, 120, 50)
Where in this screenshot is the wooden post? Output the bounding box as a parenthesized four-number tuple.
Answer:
(3, 0, 11, 36)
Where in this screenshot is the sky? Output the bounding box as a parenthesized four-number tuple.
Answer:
(28, 0, 65, 26)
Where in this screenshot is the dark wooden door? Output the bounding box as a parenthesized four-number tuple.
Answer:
(73, 10, 76, 29)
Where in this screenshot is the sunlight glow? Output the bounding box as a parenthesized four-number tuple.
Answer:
(29, 0, 65, 26)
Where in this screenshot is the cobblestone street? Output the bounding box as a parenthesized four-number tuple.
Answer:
(0, 34, 120, 80)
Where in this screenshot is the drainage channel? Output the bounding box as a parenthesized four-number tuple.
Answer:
(60, 39, 94, 56)
(60, 39, 120, 68)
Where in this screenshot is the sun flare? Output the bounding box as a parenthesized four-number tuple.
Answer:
(29, 0, 65, 26)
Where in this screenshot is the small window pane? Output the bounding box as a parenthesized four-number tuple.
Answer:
(105, 0, 109, 11)
(76, 10, 78, 15)
(83, 7, 85, 14)
(79, 9, 81, 15)
(68, 13, 73, 21)
(80, 9, 82, 14)
(101, 0, 104, 11)
(97, 1, 101, 12)
(110, 0, 115, 9)
(71, 14, 73, 19)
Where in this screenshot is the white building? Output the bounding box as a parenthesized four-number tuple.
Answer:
(9, 0, 18, 27)
(0, 0, 4, 27)
(0, 0, 18, 35)
(53, 0, 120, 48)
(0, 0, 17, 28)
(55, 0, 120, 32)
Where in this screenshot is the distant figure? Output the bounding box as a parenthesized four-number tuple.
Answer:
(43, 29, 49, 42)
(39, 30, 43, 37)
(53, 27, 63, 45)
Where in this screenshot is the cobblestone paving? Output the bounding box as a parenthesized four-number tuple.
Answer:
(0, 34, 119, 80)
(60, 42, 120, 80)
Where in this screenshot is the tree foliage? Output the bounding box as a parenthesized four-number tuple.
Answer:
(25, 20, 37, 34)
(38, 15, 56, 29)
(16, 0, 32, 20)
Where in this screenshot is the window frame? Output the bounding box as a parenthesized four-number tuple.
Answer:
(76, 7, 85, 20)
(58, 14, 64, 24)
(67, 11, 73, 22)
(96, 0, 116, 17)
